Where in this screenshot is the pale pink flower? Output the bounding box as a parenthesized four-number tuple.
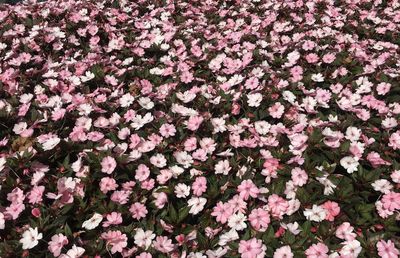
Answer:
(274, 245, 294, 258)
(186, 116, 204, 131)
(48, 234, 68, 257)
(135, 164, 150, 182)
(305, 243, 329, 258)
(335, 222, 356, 241)
(101, 230, 128, 254)
(291, 167, 308, 186)
(153, 236, 175, 253)
(160, 123, 176, 138)
(101, 156, 117, 174)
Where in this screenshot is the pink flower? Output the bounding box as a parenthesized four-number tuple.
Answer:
(376, 240, 399, 258)
(27, 186, 45, 204)
(184, 137, 197, 151)
(159, 123, 176, 138)
(135, 164, 150, 182)
(305, 243, 329, 258)
(322, 201, 340, 221)
(48, 233, 68, 257)
(211, 202, 234, 224)
(249, 208, 270, 232)
(129, 202, 148, 219)
(381, 192, 400, 211)
(237, 180, 259, 200)
(180, 71, 194, 84)
(101, 230, 128, 254)
(267, 194, 289, 219)
(103, 212, 123, 227)
(111, 190, 130, 205)
(192, 176, 207, 196)
(367, 152, 390, 168)
(5, 203, 25, 220)
(322, 53, 336, 63)
(101, 156, 117, 174)
(238, 238, 263, 258)
(99, 177, 118, 194)
(305, 53, 319, 63)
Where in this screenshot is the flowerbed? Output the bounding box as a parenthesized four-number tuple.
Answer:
(0, 0, 400, 257)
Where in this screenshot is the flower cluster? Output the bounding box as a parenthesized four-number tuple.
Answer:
(0, 0, 399, 257)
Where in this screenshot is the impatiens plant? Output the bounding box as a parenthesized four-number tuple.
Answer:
(0, 0, 399, 257)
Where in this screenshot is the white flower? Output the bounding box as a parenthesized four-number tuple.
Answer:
(345, 127, 361, 142)
(381, 117, 397, 129)
(61, 245, 85, 258)
(211, 117, 227, 134)
(218, 229, 239, 246)
(80, 71, 95, 82)
(78, 103, 93, 116)
(19, 227, 43, 249)
(13, 122, 28, 135)
(303, 205, 327, 222)
(340, 156, 359, 173)
(120, 93, 135, 108)
(176, 91, 196, 103)
(206, 247, 228, 258)
(254, 121, 271, 135)
(281, 222, 301, 235)
(82, 213, 103, 230)
(0, 212, 5, 229)
(150, 153, 167, 168)
(227, 213, 247, 231)
(37, 134, 61, 151)
(134, 228, 155, 250)
(316, 172, 337, 195)
(138, 97, 154, 110)
(311, 73, 324, 82)
(0, 157, 6, 172)
(19, 93, 34, 104)
(340, 240, 362, 258)
(214, 160, 231, 175)
(170, 165, 185, 178)
(130, 113, 154, 130)
(188, 197, 207, 215)
(371, 179, 393, 194)
(283, 91, 296, 104)
(173, 151, 193, 168)
(227, 74, 244, 86)
(247, 93, 263, 107)
(174, 183, 191, 198)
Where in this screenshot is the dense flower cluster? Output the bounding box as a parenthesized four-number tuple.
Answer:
(0, 0, 400, 257)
